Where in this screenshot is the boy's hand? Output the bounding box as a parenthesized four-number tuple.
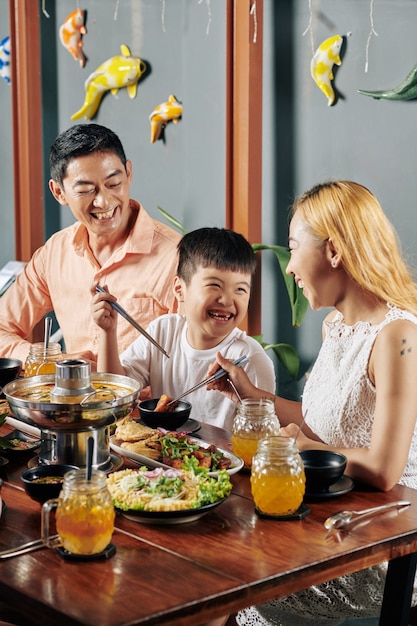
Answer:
(90, 283, 118, 333)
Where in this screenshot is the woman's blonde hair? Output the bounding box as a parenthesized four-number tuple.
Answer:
(292, 180, 417, 313)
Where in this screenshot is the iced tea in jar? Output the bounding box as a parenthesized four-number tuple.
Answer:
(251, 436, 306, 516)
(24, 342, 62, 376)
(42, 468, 115, 555)
(231, 398, 280, 469)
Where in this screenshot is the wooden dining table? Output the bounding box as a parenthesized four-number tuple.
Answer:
(0, 419, 416, 626)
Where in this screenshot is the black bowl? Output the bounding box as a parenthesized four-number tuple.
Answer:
(300, 450, 347, 493)
(138, 399, 192, 429)
(21, 464, 78, 503)
(0, 358, 22, 390)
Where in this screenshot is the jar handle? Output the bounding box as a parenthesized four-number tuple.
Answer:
(41, 499, 62, 548)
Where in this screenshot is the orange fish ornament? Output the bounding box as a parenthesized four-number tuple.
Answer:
(149, 95, 183, 143)
(59, 8, 87, 68)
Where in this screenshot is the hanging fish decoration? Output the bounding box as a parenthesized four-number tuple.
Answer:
(59, 8, 87, 68)
(311, 35, 343, 106)
(149, 95, 183, 143)
(0, 36, 11, 85)
(71, 44, 147, 121)
(358, 62, 417, 101)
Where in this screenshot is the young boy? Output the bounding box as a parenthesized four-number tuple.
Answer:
(91, 227, 276, 430)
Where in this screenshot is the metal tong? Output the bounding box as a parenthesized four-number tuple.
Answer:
(95, 285, 169, 358)
(324, 500, 411, 531)
(0, 535, 60, 559)
(167, 355, 249, 405)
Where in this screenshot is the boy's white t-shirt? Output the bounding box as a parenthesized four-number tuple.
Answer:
(120, 314, 276, 430)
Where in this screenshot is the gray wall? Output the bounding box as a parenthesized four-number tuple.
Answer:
(260, 0, 417, 394)
(294, 0, 417, 372)
(42, 0, 226, 234)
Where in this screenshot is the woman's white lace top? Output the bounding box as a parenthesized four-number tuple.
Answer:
(237, 305, 417, 624)
(302, 303, 417, 488)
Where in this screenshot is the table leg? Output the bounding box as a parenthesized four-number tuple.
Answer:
(379, 553, 417, 625)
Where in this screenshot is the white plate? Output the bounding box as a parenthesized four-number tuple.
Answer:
(110, 435, 243, 477)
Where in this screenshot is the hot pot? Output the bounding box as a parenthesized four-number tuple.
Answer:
(3, 359, 140, 469)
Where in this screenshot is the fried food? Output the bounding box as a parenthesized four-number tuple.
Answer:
(154, 394, 178, 412)
(120, 440, 161, 460)
(115, 416, 155, 442)
(113, 417, 233, 472)
(114, 416, 160, 459)
(159, 433, 232, 471)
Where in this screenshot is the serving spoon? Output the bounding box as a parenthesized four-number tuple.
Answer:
(34, 315, 53, 374)
(324, 500, 411, 531)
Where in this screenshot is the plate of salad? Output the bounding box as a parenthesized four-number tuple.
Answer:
(107, 464, 232, 524)
(110, 431, 243, 477)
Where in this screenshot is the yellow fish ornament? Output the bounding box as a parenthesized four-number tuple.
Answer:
(59, 8, 87, 68)
(311, 35, 343, 106)
(149, 95, 183, 143)
(71, 44, 147, 121)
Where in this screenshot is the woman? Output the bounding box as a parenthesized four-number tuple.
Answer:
(208, 180, 417, 625)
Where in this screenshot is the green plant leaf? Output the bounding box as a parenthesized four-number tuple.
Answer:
(157, 206, 188, 234)
(252, 335, 300, 379)
(264, 343, 300, 379)
(252, 243, 308, 327)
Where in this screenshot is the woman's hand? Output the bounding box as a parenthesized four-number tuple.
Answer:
(206, 352, 268, 403)
(90, 284, 117, 333)
(280, 423, 312, 449)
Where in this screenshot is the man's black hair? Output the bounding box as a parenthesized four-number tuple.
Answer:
(49, 124, 127, 186)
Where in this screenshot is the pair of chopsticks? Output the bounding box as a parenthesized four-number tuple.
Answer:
(168, 354, 249, 405)
(95, 286, 169, 358)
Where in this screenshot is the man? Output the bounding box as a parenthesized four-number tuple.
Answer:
(0, 124, 181, 368)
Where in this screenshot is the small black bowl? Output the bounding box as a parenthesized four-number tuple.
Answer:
(300, 450, 347, 493)
(21, 464, 78, 504)
(138, 398, 192, 430)
(0, 358, 22, 391)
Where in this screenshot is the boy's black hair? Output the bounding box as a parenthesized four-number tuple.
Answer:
(177, 227, 257, 284)
(49, 124, 127, 186)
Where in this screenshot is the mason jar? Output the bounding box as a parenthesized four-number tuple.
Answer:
(24, 342, 63, 377)
(251, 436, 306, 516)
(42, 468, 115, 555)
(231, 398, 280, 469)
